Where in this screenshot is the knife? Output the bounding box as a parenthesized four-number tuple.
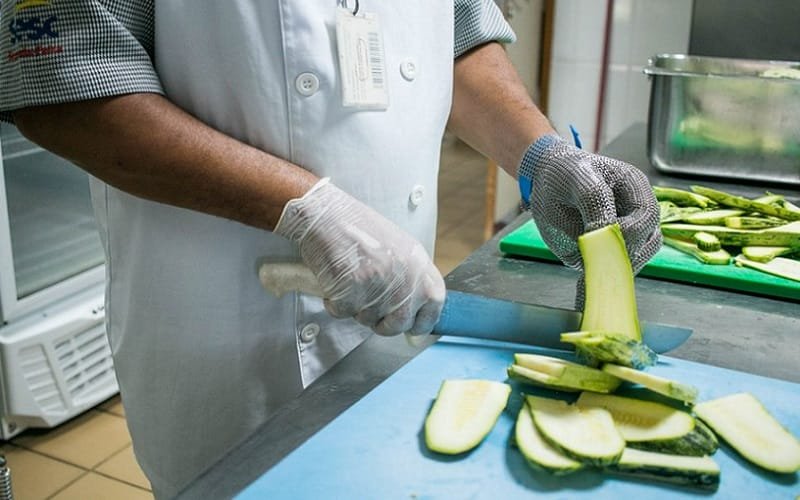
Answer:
(257, 263, 692, 354)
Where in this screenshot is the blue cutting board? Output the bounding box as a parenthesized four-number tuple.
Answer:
(237, 339, 800, 499)
(499, 220, 800, 301)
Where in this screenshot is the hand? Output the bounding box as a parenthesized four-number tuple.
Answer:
(275, 179, 445, 336)
(518, 135, 662, 274)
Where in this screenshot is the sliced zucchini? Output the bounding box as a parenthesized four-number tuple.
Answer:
(560, 331, 657, 370)
(578, 224, 642, 343)
(694, 392, 800, 473)
(424, 379, 511, 455)
(601, 364, 699, 405)
(663, 236, 731, 265)
(653, 186, 715, 208)
(575, 392, 694, 442)
(660, 223, 800, 247)
(683, 208, 745, 225)
(511, 354, 622, 392)
(515, 402, 583, 475)
(526, 394, 625, 466)
(507, 364, 621, 393)
(607, 448, 720, 490)
(734, 255, 800, 282)
(724, 216, 787, 230)
(629, 418, 719, 457)
(741, 245, 794, 263)
(690, 185, 800, 221)
(692, 231, 722, 252)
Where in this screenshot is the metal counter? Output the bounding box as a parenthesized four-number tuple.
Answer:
(179, 124, 799, 499)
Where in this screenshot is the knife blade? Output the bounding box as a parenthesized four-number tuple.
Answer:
(258, 263, 692, 354)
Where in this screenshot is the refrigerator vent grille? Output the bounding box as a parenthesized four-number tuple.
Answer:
(19, 344, 67, 413)
(53, 324, 116, 405)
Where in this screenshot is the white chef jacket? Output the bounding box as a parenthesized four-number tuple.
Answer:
(0, 1, 514, 497)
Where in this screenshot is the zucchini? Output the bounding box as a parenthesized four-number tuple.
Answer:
(724, 216, 787, 230)
(509, 354, 622, 393)
(660, 223, 800, 247)
(575, 392, 694, 442)
(690, 186, 800, 221)
(424, 379, 510, 454)
(601, 364, 699, 405)
(653, 186, 715, 208)
(507, 363, 621, 393)
(577, 224, 642, 344)
(741, 245, 794, 263)
(628, 419, 719, 457)
(694, 393, 800, 474)
(526, 395, 625, 466)
(606, 448, 720, 490)
(515, 402, 583, 475)
(663, 236, 731, 265)
(683, 208, 745, 225)
(734, 255, 800, 282)
(692, 232, 721, 252)
(560, 331, 657, 370)
(659, 202, 702, 223)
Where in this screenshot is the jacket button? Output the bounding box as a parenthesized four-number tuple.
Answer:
(295, 73, 320, 96)
(409, 185, 425, 208)
(400, 58, 418, 81)
(300, 323, 320, 343)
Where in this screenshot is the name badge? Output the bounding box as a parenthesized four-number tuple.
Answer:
(335, 7, 389, 110)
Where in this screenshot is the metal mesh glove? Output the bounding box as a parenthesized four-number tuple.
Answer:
(274, 179, 445, 337)
(518, 135, 662, 303)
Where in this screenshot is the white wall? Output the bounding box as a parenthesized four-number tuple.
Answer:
(547, 0, 693, 151)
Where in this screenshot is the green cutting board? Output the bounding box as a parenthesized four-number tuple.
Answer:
(499, 220, 800, 301)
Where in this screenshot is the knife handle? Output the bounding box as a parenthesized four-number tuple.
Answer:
(258, 262, 323, 297)
(257, 262, 426, 347)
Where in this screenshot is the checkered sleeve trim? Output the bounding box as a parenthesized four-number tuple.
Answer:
(454, 0, 516, 59)
(0, 0, 161, 123)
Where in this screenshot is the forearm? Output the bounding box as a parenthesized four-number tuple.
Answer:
(448, 42, 555, 175)
(13, 93, 319, 230)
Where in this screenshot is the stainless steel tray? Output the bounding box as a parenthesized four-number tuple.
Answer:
(644, 54, 800, 186)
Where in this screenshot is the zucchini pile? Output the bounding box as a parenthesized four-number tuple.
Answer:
(424, 224, 800, 492)
(655, 185, 800, 281)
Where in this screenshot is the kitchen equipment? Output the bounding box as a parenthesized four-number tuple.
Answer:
(644, 54, 800, 186)
(258, 263, 693, 353)
(0, 123, 114, 439)
(235, 338, 800, 499)
(499, 220, 800, 301)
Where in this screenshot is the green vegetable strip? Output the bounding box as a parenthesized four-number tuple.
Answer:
(690, 186, 800, 221)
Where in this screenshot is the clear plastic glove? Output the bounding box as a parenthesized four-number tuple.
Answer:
(518, 135, 662, 303)
(274, 179, 445, 336)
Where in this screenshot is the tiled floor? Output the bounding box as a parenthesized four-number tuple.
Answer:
(1, 138, 490, 499)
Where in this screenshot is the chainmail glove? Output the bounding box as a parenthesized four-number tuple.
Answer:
(274, 179, 445, 337)
(518, 135, 662, 303)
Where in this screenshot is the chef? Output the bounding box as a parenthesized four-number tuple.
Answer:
(0, 0, 660, 497)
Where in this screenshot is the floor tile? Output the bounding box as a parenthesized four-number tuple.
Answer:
(1, 444, 84, 500)
(50, 472, 153, 500)
(95, 445, 151, 491)
(98, 394, 126, 417)
(12, 410, 131, 469)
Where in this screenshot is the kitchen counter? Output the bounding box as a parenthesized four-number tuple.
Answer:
(178, 124, 799, 499)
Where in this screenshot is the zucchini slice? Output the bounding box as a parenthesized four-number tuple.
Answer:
(515, 402, 583, 475)
(607, 448, 720, 490)
(578, 224, 642, 343)
(628, 419, 718, 457)
(509, 354, 622, 393)
(560, 331, 657, 370)
(734, 255, 800, 283)
(694, 393, 800, 473)
(424, 379, 511, 455)
(526, 395, 625, 466)
(601, 364, 699, 405)
(575, 392, 694, 442)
